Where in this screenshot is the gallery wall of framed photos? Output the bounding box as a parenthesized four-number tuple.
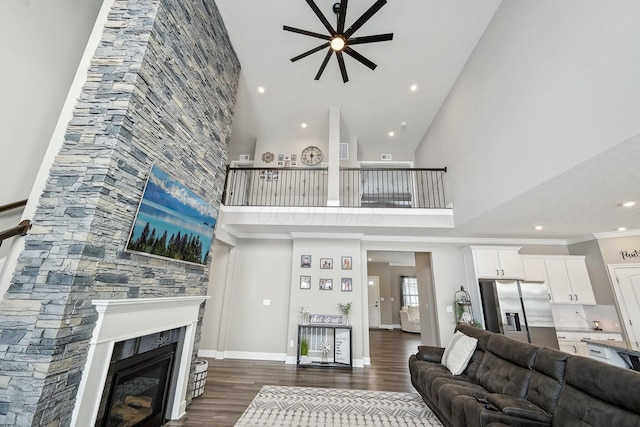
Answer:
(298, 254, 353, 292)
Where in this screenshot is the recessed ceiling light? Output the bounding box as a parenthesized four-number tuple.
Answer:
(301, 123, 307, 128)
(618, 227, 627, 231)
(388, 131, 395, 137)
(534, 225, 543, 231)
(257, 87, 265, 94)
(622, 201, 636, 207)
(410, 84, 418, 92)
(400, 122, 407, 128)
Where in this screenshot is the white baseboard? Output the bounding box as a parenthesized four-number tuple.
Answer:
(378, 324, 394, 330)
(222, 351, 287, 362)
(198, 350, 365, 367)
(197, 349, 217, 358)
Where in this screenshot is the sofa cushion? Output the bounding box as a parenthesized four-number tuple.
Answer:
(553, 356, 640, 426)
(485, 393, 551, 423)
(417, 346, 444, 363)
(476, 352, 534, 399)
(442, 331, 478, 375)
(526, 347, 567, 415)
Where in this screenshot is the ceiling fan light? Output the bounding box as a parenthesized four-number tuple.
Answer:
(330, 36, 346, 51)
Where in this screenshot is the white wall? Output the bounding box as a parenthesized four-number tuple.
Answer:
(288, 238, 363, 363)
(0, 0, 102, 259)
(200, 241, 232, 354)
(222, 239, 293, 356)
(415, 0, 640, 226)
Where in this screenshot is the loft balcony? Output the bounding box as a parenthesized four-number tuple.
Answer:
(223, 167, 448, 208)
(218, 167, 454, 238)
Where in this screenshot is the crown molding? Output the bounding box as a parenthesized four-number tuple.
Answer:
(593, 229, 640, 240)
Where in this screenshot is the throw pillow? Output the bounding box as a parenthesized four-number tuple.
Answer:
(441, 331, 478, 375)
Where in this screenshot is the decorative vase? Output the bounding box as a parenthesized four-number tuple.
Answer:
(343, 313, 349, 326)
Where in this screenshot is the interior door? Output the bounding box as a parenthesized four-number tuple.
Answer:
(367, 276, 380, 328)
(610, 265, 640, 350)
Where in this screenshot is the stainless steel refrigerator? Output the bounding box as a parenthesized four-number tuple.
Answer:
(479, 280, 559, 349)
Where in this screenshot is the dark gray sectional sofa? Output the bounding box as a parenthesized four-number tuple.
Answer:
(409, 324, 640, 427)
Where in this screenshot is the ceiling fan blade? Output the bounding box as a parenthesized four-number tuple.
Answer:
(315, 49, 334, 80)
(283, 25, 330, 41)
(336, 0, 348, 34)
(291, 43, 330, 62)
(344, 0, 387, 38)
(336, 51, 349, 83)
(343, 46, 377, 70)
(305, 0, 336, 35)
(347, 33, 393, 46)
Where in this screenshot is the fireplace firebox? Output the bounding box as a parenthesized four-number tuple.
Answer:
(96, 328, 183, 427)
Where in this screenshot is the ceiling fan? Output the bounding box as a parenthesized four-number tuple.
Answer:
(284, 0, 393, 83)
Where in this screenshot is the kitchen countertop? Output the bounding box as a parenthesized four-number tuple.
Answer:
(583, 339, 640, 371)
(584, 339, 640, 356)
(556, 328, 622, 334)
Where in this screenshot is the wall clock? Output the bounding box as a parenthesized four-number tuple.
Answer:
(301, 146, 323, 166)
(261, 152, 275, 163)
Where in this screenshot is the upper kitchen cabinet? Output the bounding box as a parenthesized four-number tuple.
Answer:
(545, 256, 596, 305)
(467, 246, 524, 279)
(520, 255, 549, 282)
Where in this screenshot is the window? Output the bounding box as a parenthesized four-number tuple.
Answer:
(401, 276, 419, 307)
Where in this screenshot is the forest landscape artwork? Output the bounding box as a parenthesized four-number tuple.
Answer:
(127, 165, 217, 265)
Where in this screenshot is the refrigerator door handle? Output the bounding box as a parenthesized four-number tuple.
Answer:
(569, 294, 573, 301)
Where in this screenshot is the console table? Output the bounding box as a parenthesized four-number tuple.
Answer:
(297, 324, 352, 369)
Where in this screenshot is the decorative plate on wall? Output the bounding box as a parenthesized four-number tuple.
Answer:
(261, 152, 275, 163)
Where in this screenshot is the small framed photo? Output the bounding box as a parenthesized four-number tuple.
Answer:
(284, 155, 291, 161)
(320, 258, 333, 269)
(300, 255, 312, 268)
(300, 275, 311, 289)
(290, 161, 297, 166)
(278, 154, 284, 161)
(319, 278, 333, 290)
(341, 278, 352, 292)
(341, 256, 352, 270)
(291, 154, 298, 161)
(277, 161, 285, 167)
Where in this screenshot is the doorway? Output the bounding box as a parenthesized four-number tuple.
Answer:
(609, 264, 640, 350)
(367, 276, 380, 328)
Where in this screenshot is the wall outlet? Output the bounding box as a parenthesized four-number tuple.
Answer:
(289, 340, 294, 348)
(446, 306, 453, 313)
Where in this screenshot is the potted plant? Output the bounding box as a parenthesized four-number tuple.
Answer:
(300, 338, 309, 356)
(339, 302, 352, 326)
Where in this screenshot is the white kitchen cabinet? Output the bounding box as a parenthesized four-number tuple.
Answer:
(546, 257, 596, 305)
(564, 259, 596, 305)
(471, 247, 524, 279)
(556, 331, 622, 357)
(520, 255, 548, 282)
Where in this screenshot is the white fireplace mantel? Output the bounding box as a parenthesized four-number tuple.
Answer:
(71, 296, 209, 426)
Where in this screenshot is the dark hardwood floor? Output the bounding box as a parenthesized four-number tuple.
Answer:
(166, 328, 422, 426)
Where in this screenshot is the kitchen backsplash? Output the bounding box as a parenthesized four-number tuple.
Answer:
(552, 304, 622, 332)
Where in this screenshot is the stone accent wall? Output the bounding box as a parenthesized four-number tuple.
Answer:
(0, 0, 240, 425)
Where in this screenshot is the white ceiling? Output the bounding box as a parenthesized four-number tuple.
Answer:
(216, 0, 502, 159)
(214, 0, 640, 243)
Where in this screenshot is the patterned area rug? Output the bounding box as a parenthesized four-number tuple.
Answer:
(235, 385, 443, 426)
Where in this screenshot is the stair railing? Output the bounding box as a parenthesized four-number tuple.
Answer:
(0, 199, 31, 247)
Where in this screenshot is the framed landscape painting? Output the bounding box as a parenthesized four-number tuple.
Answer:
(126, 165, 217, 265)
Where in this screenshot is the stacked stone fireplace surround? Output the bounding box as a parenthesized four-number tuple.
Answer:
(0, 1, 240, 425)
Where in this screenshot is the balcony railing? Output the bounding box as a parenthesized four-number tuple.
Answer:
(223, 167, 447, 209)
